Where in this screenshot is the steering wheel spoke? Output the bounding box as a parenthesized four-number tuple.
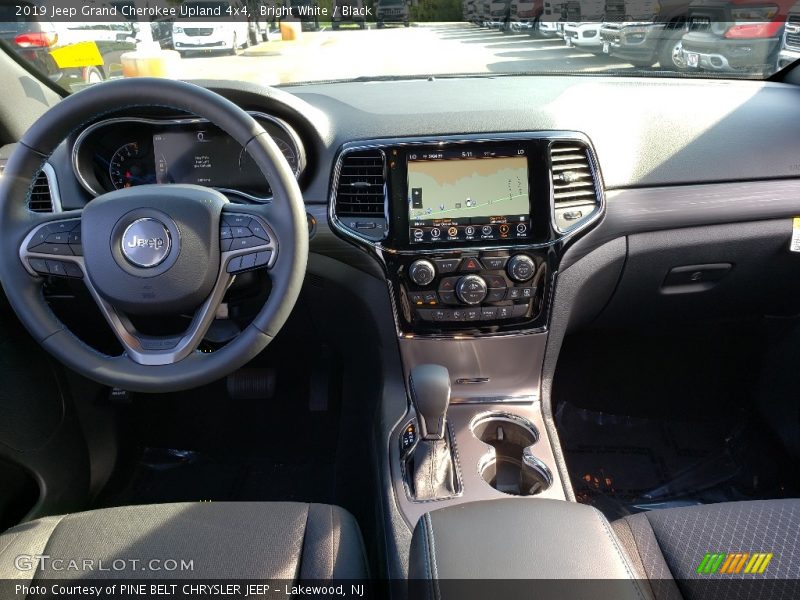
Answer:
(86, 268, 233, 366)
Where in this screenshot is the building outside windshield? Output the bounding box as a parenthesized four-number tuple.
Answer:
(0, 0, 798, 92)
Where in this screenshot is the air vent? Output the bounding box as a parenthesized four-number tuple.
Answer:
(335, 150, 386, 216)
(29, 171, 54, 213)
(550, 141, 600, 232)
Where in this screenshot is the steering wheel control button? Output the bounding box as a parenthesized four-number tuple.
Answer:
(45, 260, 67, 277)
(226, 250, 272, 274)
(253, 251, 272, 267)
(220, 227, 233, 239)
(223, 214, 251, 227)
(507, 255, 536, 282)
(120, 218, 172, 268)
(230, 236, 262, 251)
(248, 219, 270, 241)
(28, 258, 48, 274)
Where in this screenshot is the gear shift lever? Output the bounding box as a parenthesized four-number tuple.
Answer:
(409, 364, 451, 440)
(407, 364, 456, 500)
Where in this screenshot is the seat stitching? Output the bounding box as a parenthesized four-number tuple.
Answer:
(329, 505, 335, 580)
(425, 513, 441, 600)
(420, 516, 435, 600)
(593, 509, 647, 600)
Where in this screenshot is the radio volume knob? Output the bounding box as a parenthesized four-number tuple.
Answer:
(456, 275, 488, 305)
(507, 255, 536, 282)
(408, 259, 436, 286)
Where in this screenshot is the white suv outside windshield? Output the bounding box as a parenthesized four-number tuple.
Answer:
(1, 0, 798, 92)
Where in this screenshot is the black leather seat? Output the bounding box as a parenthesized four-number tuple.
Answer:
(0, 502, 368, 581)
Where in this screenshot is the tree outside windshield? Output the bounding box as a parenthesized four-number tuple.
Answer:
(1, 0, 798, 92)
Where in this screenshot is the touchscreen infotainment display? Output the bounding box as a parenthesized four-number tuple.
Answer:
(407, 147, 531, 244)
(153, 129, 265, 195)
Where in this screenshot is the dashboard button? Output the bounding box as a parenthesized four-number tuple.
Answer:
(508, 287, 523, 300)
(507, 255, 536, 282)
(465, 308, 481, 321)
(450, 309, 465, 322)
(521, 287, 534, 299)
(512, 303, 530, 318)
(408, 292, 425, 305)
(461, 257, 483, 272)
(432, 309, 448, 321)
(433, 258, 460, 273)
(438, 291, 457, 305)
(497, 306, 513, 319)
(408, 259, 436, 287)
(482, 256, 509, 270)
(438, 276, 459, 292)
(481, 307, 499, 320)
(416, 309, 435, 321)
(486, 288, 506, 303)
(485, 274, 507, 289)
(422, 292, 438, 305)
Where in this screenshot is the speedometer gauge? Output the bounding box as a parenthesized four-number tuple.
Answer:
(109, 143, 155, 189)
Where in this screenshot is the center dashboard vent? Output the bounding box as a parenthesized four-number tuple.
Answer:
(332, 150, 387, 241)
(550, 141, 601, 232)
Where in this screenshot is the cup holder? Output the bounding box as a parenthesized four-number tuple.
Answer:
(472, 413, 553, 496)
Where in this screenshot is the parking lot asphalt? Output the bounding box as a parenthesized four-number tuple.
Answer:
(174, 22, 638, 86)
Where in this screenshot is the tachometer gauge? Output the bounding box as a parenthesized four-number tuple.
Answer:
(272, 137, 299, 174)
(109, 142, 155, 189)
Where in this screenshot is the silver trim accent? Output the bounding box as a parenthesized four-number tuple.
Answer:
(328, 131, 606, 256)
(19, 213, 278, 366)
(71, 112, 305, 201)
(38, 163, 63, 213)
(548, 139, 604, 235)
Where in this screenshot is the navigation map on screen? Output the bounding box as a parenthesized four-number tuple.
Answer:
(407, 149, 531, 244)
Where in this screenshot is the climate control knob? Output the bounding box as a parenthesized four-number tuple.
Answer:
(408, 259, 436, 286)
(456, 275, 488, 305)
(507, 255, 536, 282)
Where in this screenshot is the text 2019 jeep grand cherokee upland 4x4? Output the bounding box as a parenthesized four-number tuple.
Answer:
(0, 3, 798, 599)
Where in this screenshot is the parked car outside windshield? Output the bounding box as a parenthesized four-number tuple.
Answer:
(1, 0, 798, 92)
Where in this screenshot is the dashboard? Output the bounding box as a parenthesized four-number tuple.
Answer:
(71, 112, 306, 203)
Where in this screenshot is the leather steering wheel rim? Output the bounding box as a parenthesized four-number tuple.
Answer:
(0, 78, 308, 392)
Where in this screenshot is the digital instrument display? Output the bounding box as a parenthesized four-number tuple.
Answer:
(407, 147, 531, 244)
(153, 129, 266, 195)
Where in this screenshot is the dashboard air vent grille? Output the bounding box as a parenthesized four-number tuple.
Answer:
(335, 151, 386, 217)
(29, 171, 54, 213)
(550, 141, 600, 231)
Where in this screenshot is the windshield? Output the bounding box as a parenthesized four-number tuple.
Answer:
(1, 0, 798, 92)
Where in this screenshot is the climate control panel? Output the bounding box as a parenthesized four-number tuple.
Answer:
(390, 250, 550, 334)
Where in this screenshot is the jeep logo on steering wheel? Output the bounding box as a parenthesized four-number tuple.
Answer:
(121, 218, 172, 268)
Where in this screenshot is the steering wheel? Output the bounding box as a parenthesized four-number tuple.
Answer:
(0, 79, 308, 392)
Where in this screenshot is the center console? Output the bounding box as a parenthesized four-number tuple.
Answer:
(329, 132, 604, 524)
